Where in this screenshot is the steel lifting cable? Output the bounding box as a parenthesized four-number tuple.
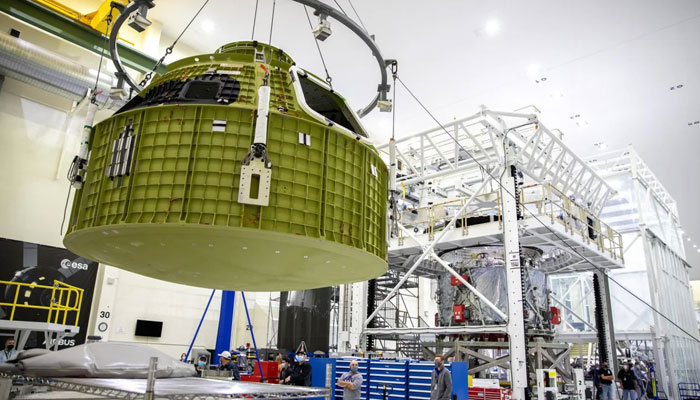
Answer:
(303, 6, 334, 90)
(62, 7, 117, 234)
(346, 0, 368, 32)
(91, 7, 115, 103)
(332, 0, 348, 16)
(268, 0, 277, 46)
(393, 74, 700, 345)
(139, 0, 211, 88)
(251, 0, 260, 39)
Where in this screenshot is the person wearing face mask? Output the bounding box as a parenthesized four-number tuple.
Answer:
(337, 360, 363, 399)
(279, 356, 292, 383)
(285, 352, 312, 386)
(0, 338, 17, 363)
(195, 356, 208, 377)
(617, 361, 638, 400)
(632, 362, 647, 399)
(430, 355, 452, 400)
(598, 361, 615, 400)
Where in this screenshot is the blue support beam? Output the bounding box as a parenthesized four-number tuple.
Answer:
(214, 290, 236, 365)
(241, 292, 264, 381)
(185, 289, 216, 362)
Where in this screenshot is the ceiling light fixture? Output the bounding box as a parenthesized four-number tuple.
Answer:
(527, 64, 541, 78)
(549, 91, 565, 99)
(484, 19, 501, 36)
(201, 19, 215, 34)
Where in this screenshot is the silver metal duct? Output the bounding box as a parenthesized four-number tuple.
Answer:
(0, 31, 122, 107)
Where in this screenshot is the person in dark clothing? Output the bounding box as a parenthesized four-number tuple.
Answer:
(218, 351, 241, 381)
(617, 361, 638, 400)
(195, 356, 208, 377)
(591, 363, 602, 400)
(285, 352, 312, 386)
(598, 361, 615, 400)
(279, 356, 292, 383)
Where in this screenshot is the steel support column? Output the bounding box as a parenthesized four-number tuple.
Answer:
(593, 271, 616, 372)
(500, 152, 528, 400)
(214, 290, 236, 365)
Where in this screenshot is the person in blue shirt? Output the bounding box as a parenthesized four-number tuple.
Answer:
(632, 361, 647, 399)
(0, 338, 18, 363)
(217, 351, 241, 380)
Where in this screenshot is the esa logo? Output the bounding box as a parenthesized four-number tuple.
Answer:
(60, 259, 89, 270)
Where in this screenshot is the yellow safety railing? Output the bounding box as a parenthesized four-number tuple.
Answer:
(398, 190, 501, 242)
(520, 184, 624, 262)
(0, 280, 84, 326)
(396, 183, 624, 262)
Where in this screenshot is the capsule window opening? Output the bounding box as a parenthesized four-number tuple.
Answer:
(297, 74, 367, 137)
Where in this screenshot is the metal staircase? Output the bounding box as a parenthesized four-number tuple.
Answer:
(369, 271, 426, 358)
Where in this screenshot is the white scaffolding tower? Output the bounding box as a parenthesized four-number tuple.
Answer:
(585, 147, 700, 398)
(363, 107, 626, 399)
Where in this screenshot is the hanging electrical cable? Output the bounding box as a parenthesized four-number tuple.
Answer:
(303, 5, 334, 90)
(392, 74, 700, 345)
(251, 0, 260, 40)
(139, 0, 211, 88)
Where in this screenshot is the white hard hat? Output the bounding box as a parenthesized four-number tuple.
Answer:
(218, 351, 232, 359)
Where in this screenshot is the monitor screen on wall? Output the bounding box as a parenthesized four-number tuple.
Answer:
(135, 319, 163, 337)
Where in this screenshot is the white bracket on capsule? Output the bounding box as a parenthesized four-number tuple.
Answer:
(239, 64, 273, 207)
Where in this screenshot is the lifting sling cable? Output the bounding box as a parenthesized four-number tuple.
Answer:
(303, 5, 333, 90)
(139, 0, 211, 88)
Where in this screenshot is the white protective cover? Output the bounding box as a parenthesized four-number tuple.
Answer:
(3, 342, 195, 378)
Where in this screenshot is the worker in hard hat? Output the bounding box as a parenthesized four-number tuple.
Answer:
(217, 350, 241, 380)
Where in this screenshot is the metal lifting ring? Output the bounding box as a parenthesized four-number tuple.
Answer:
(108, 0, 391, 117)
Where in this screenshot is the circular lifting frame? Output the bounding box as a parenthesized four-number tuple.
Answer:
(109, 0, 391, 117)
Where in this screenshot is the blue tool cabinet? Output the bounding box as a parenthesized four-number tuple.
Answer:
(314, 357, 467, 400)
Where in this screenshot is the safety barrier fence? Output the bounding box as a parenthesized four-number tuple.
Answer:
(0, 280, 83, 326)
